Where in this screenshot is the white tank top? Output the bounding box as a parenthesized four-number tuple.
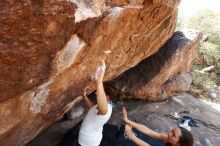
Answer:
(78, 103, 112, 146)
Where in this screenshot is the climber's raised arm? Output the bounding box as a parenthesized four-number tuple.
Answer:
(125, 125, 151, 146)
(95, 60, 108, 115)
(122, 107, 167, 141)
(82, 94, 94, 109)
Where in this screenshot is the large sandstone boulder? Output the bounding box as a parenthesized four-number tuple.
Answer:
(0, 0, 179, 145)
(117, 30, 202, 100)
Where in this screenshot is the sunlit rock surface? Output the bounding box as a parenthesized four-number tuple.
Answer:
(0, 0, 179, 145)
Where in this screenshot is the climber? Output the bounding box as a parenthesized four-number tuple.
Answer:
(78, 60, 125, 146)
(122, 107, 194, 146)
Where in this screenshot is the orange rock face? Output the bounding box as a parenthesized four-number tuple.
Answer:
(0, 0, 179, 145)
(117, 30, 202, 100)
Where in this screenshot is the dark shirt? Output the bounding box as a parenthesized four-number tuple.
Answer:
(115, 125, 172, 146)
(58, 123, 172, 146)
(166, 143, 172, 146)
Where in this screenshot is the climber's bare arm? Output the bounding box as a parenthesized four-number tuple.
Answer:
(122, 107, 168, 141)
(82, 95, 94, 109)
(125, 125, 151, 146)
(96, 61, 108, 115)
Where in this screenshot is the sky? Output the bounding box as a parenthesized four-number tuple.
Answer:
(179, 0, 220, 17)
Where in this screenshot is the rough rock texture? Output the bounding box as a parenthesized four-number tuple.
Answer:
(117, 30, 201, 100)
(0, 0, 179, 145)
(161, 72, 193, 97)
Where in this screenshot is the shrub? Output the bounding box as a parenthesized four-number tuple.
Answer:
(177, 9, 220, 66)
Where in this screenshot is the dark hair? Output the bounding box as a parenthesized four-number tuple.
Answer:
(103, 80, 126, 103)
(179, 127, 194, 146)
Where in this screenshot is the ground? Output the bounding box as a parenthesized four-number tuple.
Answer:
(27, 93, 220, 146)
